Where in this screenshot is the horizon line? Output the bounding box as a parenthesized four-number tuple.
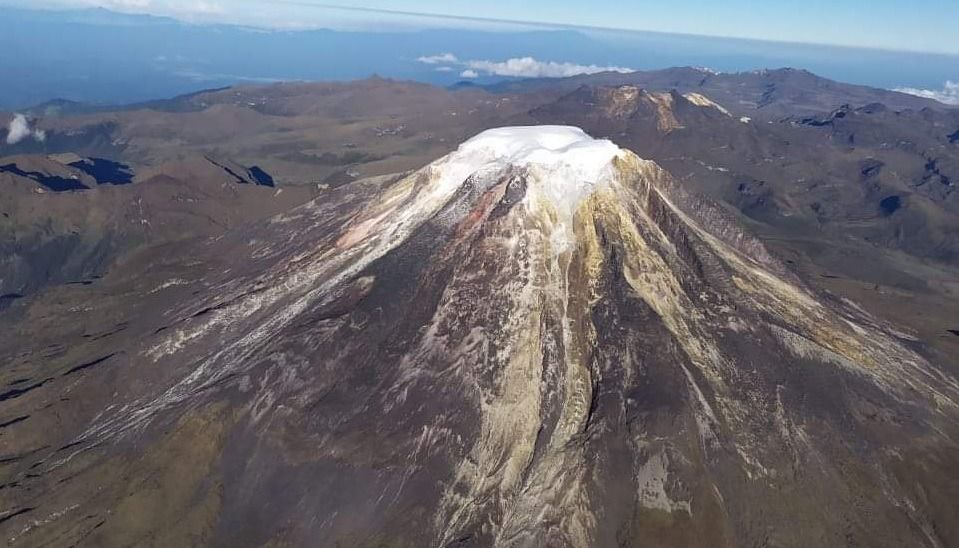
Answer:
(6, 0, 959, 57)
(261, 1, 959, 57)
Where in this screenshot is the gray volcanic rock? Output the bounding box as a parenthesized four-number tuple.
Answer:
(1, 127, 958, 547)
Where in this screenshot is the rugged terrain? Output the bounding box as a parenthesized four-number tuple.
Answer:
(0, 153, 314, 302)
(1, 70, 959, 547)
(1, 126, 958, 547)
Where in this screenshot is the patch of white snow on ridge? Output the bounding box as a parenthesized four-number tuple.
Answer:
(683, 93, 732, 116)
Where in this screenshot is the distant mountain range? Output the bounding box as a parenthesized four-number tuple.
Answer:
(1, 5, 958, 108)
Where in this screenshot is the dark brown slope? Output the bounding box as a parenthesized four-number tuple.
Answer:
(0, 132, 958, 547)
(0, 153, 315, 304)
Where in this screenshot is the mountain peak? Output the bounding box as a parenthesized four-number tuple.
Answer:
(454, 126, 622, 181)
(433, 126, 631, 252)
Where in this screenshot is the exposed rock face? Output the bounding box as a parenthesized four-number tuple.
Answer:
(531, 86, 699, 134)
(2, 127, 958, 547)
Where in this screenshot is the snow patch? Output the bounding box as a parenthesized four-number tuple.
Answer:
(445, 126, 624, 225)
(453, 125, 622, 184)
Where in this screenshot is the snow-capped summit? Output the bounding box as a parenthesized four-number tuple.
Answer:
(454, 125, 623, 184)
(434, 126, 628, 237)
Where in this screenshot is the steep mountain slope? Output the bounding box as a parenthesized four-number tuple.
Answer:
(0, 153, 313, 303)
(2, 127, 957, 547)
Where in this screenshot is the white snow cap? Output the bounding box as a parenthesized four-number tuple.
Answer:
(455, 126, 622, 183)
(435, 126, 626, 252)
(368, 126, 629, 260)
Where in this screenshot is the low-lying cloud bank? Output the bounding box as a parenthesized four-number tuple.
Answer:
(5, 114, 47, 145)
(893, 81, 959, 106)
(417, 53, 459, 65)
(417, 53, 632, 79)
(466, 57, 632, 78)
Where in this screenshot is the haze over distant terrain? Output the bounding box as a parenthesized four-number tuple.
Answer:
(0, 5, 957, 108)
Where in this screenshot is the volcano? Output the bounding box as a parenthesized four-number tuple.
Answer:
(2, 126, 958, 547)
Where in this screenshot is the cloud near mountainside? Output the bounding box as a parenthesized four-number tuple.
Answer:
(417, 53, 632, 78)
(417, 53, 459, 65)
(466, 57, 632, 78)
(5, 114, 46, 145)
(893, 81, 959, 105)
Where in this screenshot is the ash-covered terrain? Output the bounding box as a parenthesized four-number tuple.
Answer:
(1, 69, 959, 547)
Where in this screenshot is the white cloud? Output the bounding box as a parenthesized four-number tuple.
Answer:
(465, 56, 632, 78)
(893, 81, 959, 106)
(5, 114, 46, 145)
(434, 66, 453, 72)
(417, 53, 458, 65)
(5, 115, 31, 145)
(416, 53, 632, 79)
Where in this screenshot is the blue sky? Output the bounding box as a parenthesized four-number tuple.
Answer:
(10, 0, 959, 54)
